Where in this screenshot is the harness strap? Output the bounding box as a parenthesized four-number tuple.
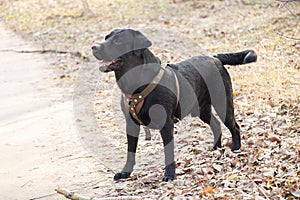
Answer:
(123, 94, 145, 125)
(123, 65, 180, 126)
(170, 69, 180, 109)
(123, 67, 165, 126)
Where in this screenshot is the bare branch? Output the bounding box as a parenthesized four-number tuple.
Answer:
(0, 49, 83, 58)
(56, 187, 143, 200)
(283, 2, 300, 19)
(81, 0, 96, 17)
(276, 32, 300, 40)
(276, 0, 300, 40)
(277, 0, 300, 2)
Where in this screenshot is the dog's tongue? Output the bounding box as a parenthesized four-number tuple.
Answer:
(99, 59, 121, 72)
(99, 60, 113, 67)
(99, 60, 113, 72)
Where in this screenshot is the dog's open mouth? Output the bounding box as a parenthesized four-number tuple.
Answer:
(99, 59, 121, 72)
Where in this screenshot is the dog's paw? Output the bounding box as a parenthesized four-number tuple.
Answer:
(213, 137, 222, 150)
(113, 172, 131, 180)
(163, 162, 176, 182)
(231, 146, 241, 152)
(162, 176, 174, 182)
(213, 143, 222, 150)
(231, 142, 241, 152)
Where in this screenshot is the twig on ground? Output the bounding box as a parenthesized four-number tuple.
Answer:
(246, 175, 270, 200)
(284, 3, 300, 19)
(0, 49, 83, 58)
(276, 31, 300, 40)
(56, 187, 142, 200)
(277, 0, 300, 19)
(277, 0, 300, 3)
(81, 0, 96, 17)
(29, 193, 56, 200)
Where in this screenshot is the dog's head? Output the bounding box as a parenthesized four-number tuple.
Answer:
(92, 29, 152, 72)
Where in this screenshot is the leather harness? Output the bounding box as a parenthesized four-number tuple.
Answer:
(123, 65, 180, 126)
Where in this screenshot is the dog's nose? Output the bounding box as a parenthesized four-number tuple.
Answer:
(92, 43, 101, 50)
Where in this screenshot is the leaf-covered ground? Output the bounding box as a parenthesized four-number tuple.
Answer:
(1, 0, 299, 199)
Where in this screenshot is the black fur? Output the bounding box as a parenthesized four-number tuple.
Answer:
(213, 50, 257, 65)
(92, 29, 257, 181)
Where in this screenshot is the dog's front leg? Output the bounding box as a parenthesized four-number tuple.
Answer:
(114, 118, 140, 180)
(160, 120, 176, 181)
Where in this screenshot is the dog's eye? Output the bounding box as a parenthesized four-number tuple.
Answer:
(114, 38, 121, 45)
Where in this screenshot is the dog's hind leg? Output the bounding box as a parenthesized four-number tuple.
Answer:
(222, 100, 241, 151)
(199, 103, 222, 149)
(213, 88, 241, 151)
(114, 117, 140, 180)
(160, 120, 176, 181)
(225, 118, 241, 151)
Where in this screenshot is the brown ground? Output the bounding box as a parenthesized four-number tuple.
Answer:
(0, 0, 299, 199)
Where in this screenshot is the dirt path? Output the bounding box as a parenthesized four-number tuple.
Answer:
(0, 24, 112, 200)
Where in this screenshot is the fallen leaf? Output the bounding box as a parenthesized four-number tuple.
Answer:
(233, 91, 240, 96)
(212, 163, 222, 172)
(263, 177, 274, 182)
(199, 186, 213, 196)
(269, 135, 281, 143)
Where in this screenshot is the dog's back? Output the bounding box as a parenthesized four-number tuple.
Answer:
(169, 50, 257, 120)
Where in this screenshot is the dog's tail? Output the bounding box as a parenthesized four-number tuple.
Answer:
(213, 50, 257, 65)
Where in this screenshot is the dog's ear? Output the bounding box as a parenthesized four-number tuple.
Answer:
(132, 30, 152, 56)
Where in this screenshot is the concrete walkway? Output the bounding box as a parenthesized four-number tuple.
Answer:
(0, 24, 106, 200)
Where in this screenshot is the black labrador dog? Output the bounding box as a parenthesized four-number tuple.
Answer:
(92, 29, 257, 181)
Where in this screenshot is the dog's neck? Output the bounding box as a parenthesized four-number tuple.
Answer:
(114, 49, 161, 95)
